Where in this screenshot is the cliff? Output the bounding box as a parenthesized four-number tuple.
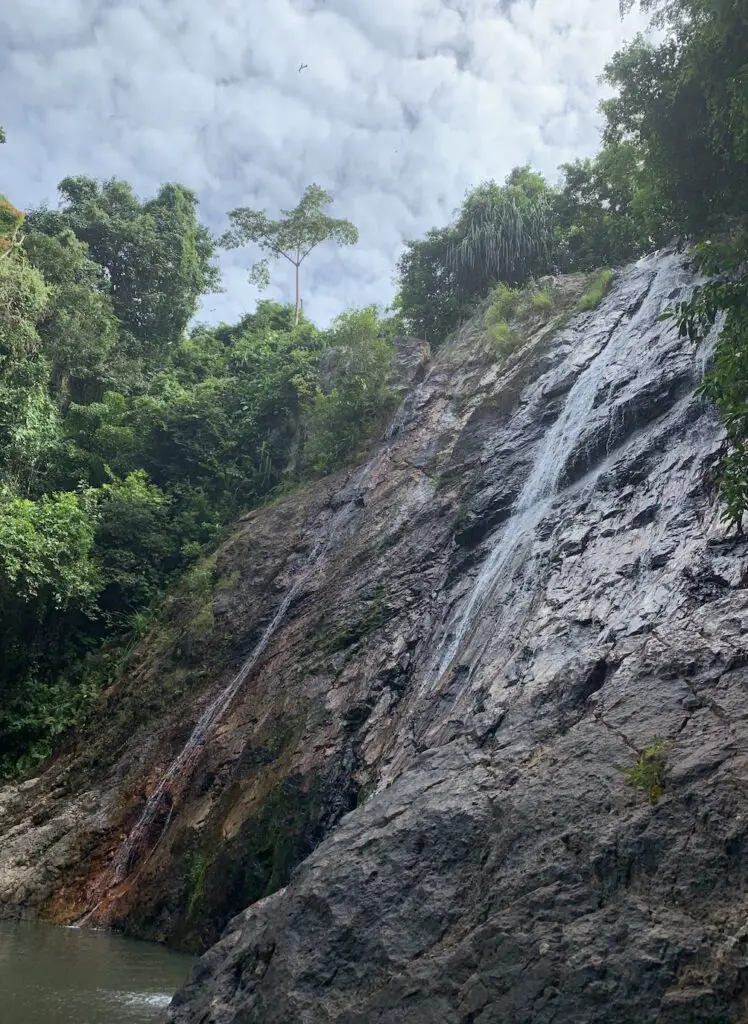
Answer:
(2, 250, 747, 1022)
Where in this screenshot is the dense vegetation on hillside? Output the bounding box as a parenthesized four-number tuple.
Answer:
(0, 179, 400, 774)
(0, 0, 744, 775)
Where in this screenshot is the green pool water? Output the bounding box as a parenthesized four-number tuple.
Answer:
(0, 919, 194, 1024)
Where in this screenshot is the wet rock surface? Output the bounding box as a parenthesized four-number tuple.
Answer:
(2, 251, 748, 1020)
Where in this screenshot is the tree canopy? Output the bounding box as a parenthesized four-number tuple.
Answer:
(27, 178, 221, 359)
(0, 172, 393, 774)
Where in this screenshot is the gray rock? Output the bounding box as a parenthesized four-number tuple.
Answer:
(159, 251, 748, 1021)
(3, 250, 748, 1021)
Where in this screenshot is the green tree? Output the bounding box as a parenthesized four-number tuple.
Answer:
(0, 489, 99, 773)
(23, 229, 118, 404)
(604, 5, 748, 237)
(393, 226, 466, 345)
(0, 195, 23, 251)
(26, 178, 220, 358)
(220, 184, 359, 326)
(554, 143, 667, 269)
(0, 248, 48, 357)
(129, 326, 321, 513)
(393, 142, 686, 348)
(303, 306, 395, 474)
(93, 470, 178, 625)
(606, 0, 748, 527)
(0, 490, 98, 609)
(0, 246, 59, 497)
(448, 168, 555, 298)
(0, 359, 61, 496)
(394, 167, 557, 347)
(62, 390, 137, 486)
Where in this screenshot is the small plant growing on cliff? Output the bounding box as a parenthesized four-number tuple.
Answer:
(531, 284, 554, 315)
(186, 849, 213, 919)
(622, 737, 668, 805)
(576, 269, 613, 312)
(486, 317, 520, 354)
(483, 278, 563, 359)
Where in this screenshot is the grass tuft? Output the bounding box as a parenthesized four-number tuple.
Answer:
(576, 269, 614, 312)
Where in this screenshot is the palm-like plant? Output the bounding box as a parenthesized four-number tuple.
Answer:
(447, 187, 555, 300)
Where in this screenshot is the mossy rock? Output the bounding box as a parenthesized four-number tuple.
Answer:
(177, 770, 353, 950)
(316, 590, 392, 655)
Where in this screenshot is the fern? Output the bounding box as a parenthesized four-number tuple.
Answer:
(621, 737, 668, 804)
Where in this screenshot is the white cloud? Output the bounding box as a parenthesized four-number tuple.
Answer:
(0, 0, 647, 328)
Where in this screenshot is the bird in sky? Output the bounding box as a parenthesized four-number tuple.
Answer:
(298, 63, 308, 72)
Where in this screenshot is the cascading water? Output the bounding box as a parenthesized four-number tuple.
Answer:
(74, 394, 417, 925)
(433, 252, 702, 683)
(73, 506, 359, 927)
(111, 538, 325, 885)
(73, 555, 319, 925)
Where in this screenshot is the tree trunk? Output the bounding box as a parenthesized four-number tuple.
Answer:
(294, 261, 301, 326)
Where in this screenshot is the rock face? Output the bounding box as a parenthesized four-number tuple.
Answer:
(2, 250, 748, 1020)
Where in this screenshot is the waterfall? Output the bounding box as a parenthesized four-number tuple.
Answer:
(433, 252, 696, 682)
(72, 250, 706, 926)
(72, 501, 365, 929)
(73, 406, 417, 923)
(111, 538, 324, 885)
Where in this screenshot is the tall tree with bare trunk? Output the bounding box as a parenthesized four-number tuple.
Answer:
(220, 184, 358, 326)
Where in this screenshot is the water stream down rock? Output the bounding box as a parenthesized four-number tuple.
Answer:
(2, 250, 748, 1021)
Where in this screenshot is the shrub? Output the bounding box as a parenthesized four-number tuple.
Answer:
(531, 287, 554, 314)
(576, 269, 614, 312)
(487, 282, 521, 322)
(485, 318, 521, 355)
(303, 307, 395, 474)
(483, 279, 560, 358)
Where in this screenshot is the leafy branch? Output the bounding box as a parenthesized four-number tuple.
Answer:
(660, 237, 748, 532)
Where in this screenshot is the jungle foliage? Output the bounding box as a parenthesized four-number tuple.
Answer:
(0, 178, 396, 774)
(0, 0, 745, 773)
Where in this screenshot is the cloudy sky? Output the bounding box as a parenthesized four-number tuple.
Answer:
(2, 0, 647, 329)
